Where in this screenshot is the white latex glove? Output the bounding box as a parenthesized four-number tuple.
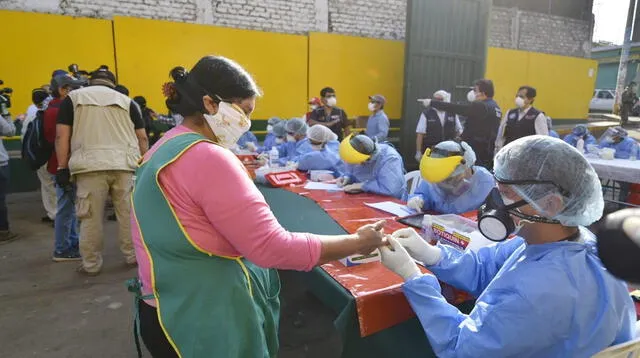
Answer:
(407, 196, 425, 212)
(415, 151, 423, 162)
(392, 226, 442, 266)
(343, 182, 363, 193)
(380, 237, 422, 281)
(336, 176, 351, 187)
(246, 142, 257, 152)
(417, 98, 432, 107)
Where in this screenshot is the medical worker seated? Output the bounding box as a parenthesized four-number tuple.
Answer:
(236, 129, 258, 151)
(598, 126, 639, 159)
(257, 117, 281, 153)
(407, 141, 494, 214)
(298, 124, 344, 176)
(278, 117, 313, 165)
(337, 134, 406, 199)
(380, 135, 635, 358)
(563, 124, 596, 150)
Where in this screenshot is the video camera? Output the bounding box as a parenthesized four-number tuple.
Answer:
(68, 64, 90, 84)
(0, 80, 13, 117)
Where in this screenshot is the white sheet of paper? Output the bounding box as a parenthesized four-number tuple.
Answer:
(303, 182, 344, 191)
(364, 201, 416, 217)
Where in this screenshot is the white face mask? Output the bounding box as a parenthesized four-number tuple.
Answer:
(326, 97, 337, 107)
(367, 102, 377, 112)
(203, 102, 251, 149)
(311, 144, 323, 151)
(266, 125, 274, 133)
(286, 134, 296, 143)
(310, 105, 318, 111)
(275, 138, 284, 144)
(515, 96, 526, 108)
(467, 90, 476, 102)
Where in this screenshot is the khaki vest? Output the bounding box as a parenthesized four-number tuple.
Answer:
(68, 86, 140, 175)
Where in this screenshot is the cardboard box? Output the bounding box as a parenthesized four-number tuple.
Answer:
(422, 214, 493, 252)
(339, 249, 381, 267)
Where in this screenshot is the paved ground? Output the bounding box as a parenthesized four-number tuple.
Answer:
(0, 192, 340, 358)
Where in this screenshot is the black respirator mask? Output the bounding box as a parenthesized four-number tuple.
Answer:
(477, 187, 562, 242)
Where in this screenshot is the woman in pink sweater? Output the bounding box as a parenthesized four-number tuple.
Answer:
(130, 56, 385, 358)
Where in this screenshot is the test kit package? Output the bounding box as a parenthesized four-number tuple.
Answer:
(422, 214, 493, 252)
(339, 249, 381, 267)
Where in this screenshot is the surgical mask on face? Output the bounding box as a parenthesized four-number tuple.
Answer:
(267, 125, 274, 133)
(367, 102, 376, 112)
(311, 144, 323, 151)
(326, 97, 337, 107)
(466, 90, 476, 102)
(203, 101, 251, 149)
(286, 134, 296, 143)
(515, 96, 526, 108)
(275, 138, 284, 144)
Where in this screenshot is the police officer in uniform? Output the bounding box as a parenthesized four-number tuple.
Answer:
(495, 86, 548, 153)
(414, 90, 462, 162)
(620, 82, 637, 126)
(419, 79, 501, 170)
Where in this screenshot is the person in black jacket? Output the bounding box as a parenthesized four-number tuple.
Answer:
(419, 79, 501, 170)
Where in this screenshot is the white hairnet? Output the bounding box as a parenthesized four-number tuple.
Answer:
(272, 121, 287, 138)
(433, 90, 451, 103)
(307, 124, 338, 143)
(434, 141, 476, 176)
(494, 135, 603, 226)
(285, 117, 308, 136)
(267, 117, 281, 126)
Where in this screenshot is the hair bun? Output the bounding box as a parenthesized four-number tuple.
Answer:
(170, 66, 188, 84)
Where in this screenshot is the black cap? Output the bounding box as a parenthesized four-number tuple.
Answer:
(133, 96, 147, 107)
(89, 69, 117, 88)
(51, 74, 85, 92)
(31, 88, 49, 105)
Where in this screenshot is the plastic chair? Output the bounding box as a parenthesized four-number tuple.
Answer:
(405, 170, 421, 195)
(592, 338, 640, 358)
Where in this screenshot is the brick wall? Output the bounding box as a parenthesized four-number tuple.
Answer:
(0, 0, 591, 57)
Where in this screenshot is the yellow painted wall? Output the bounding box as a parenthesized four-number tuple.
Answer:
(486, 47, 597, 120)
(308, 32, 405, 120)
(0, 11, 115, 116)
(113, 16, 308, 121)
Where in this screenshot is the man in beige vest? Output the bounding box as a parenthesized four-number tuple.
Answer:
(55, 69, 148, 275)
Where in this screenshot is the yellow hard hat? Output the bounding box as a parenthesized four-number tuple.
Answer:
(339, 134, 373, 164)
(419, 146, 465, 183)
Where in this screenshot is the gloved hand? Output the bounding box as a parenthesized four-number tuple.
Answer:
(246, 142, 257, 152)
(415, 151, 423, 162)
(380, 236, 422, 281)
(392, 226, 442, 266)
(407, 196, 425, 212)
(286, 161, 298, 170)
(417, 98, 432, 107)
(336, 176, 351, 187)
(343, 183, 363, 193)
(55, 168, 71, 189)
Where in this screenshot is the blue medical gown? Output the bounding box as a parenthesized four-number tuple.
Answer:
(599, 137, 640, 159)
(278, 138, 313, 165)
(297, 141, 345, 176)
(236, 131, 258, 149)
(408, 166, 494, 214)
(343, 143, 406, 199)
(258, 133, 277, 153)
(564, 133, 597, 148)
(549, 130, 559, 138)
(403, 229, 635, 358)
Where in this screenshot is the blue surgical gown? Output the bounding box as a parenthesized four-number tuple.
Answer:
(297, 140, 345, 176)
(365, 110, 390, 142)
(403, 228, 635, 358)
(408, 166, 494, 214)
(549, 130, 559, 138)
(236, 131, 258, 149)
(278, 138, 313, 165)
(599, 137, 640, 159)
(258, 133, 277, 153)
(343, 143, 406, 199)
(564, 133, 597, 148)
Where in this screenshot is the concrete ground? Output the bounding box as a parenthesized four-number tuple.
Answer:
(0, 192, 340, 358)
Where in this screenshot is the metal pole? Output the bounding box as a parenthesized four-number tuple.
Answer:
(614, 0, 638, 114)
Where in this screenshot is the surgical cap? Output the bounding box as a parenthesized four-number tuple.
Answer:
(433, 141, 476, 175)
(308, 124, 338, 144)
(494, 135, 603, 227)
(350, 135, 376, 155)
(272, 121, 287, 138)
(285, 117, 308, 136)
(572, 124, 588, 136)
(433, 90, 451, 103)
(613, 126, 629, 137)
(267, 117, 281, 126)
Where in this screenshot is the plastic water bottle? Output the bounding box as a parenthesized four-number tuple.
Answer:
(269, 147, 279, 167)
(576, 138, 585, 154)
(630, 144, 639, 161)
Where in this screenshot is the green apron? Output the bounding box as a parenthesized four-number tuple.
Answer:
(131, 132, 280, 358)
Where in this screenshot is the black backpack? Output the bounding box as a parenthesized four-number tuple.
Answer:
(21, 104, 56, 171)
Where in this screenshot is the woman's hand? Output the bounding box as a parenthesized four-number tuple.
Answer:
(354, 220, 386, 255)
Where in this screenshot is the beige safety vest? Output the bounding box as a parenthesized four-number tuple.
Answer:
(67, 86, 140, 175)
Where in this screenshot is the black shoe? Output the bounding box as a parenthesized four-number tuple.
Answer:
(0, 231, 19, 244)
(107, 214, 117, 221)
(41, 216, 54, 223)
(52, 250, 82, 262)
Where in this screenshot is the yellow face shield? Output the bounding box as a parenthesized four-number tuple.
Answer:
(419, 148, 464, 183)
(339, 134, 372, 164)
